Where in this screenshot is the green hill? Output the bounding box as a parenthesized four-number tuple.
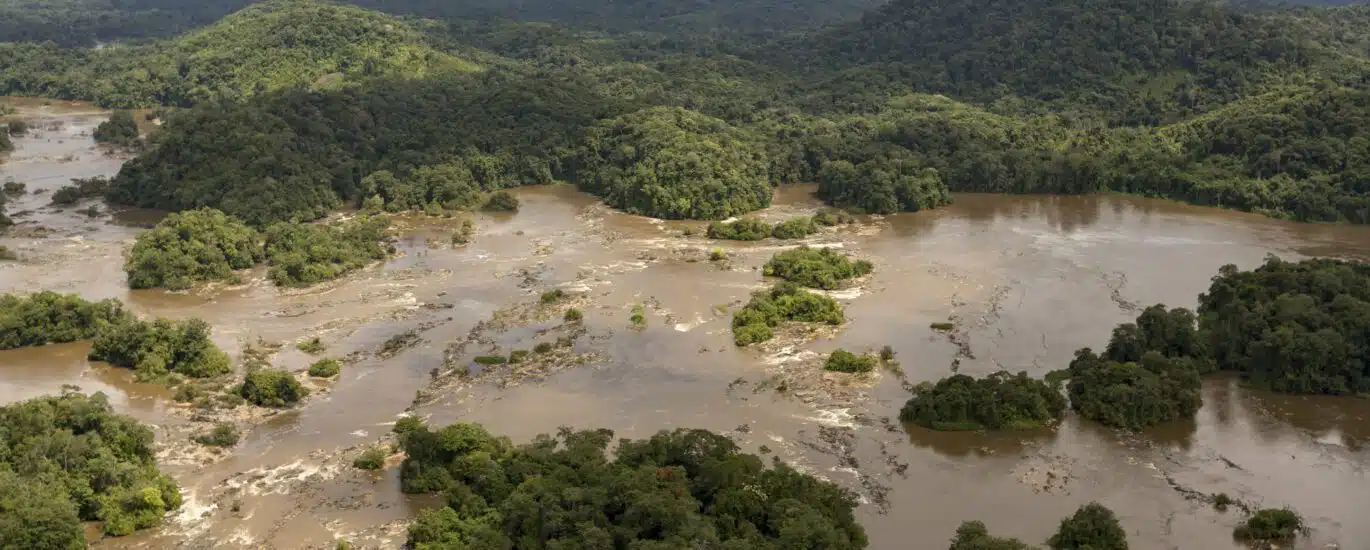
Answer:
(0, 0, 481, 107)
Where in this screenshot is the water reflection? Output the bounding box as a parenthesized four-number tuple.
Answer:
(902, 421, 1058, 458)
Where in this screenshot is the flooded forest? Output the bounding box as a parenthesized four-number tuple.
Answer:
(2, 100, 1367, 549)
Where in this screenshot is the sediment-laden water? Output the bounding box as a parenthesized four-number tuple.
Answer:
(2, 102, 1366, 549)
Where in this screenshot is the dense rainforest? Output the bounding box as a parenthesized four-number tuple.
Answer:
(0, 392, 182, 544)
(1, 0, 1367, 223)
(397, 421, 869, 549)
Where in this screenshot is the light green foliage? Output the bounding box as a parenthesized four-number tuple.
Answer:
(816, 154, 950, 215)
(1046, 503, 1128, 550)
(901, 371, 1066, 431)
(824, 349, 876, 373)
(0, 0, 479, 109)
(398, 422, 868, 549)
(630, 303, 646, 327)
(1197, 257, 1370, 394)
(564, 307, 583, 322)
(125, 208, 264, 290)
(707, 217, 773, 240)
(0, 393, 181, 539)
(297, 337, 326, 354)
(731, 282, 845, 346)
(480, 191, 519, 212)
(539, 289, 565, 303)
(264, 215, 392, 287)
(93, 110, 139, 146)
(88, 317, 232, 379)
(353, 446, 387, 470)
(507, 349, 529, 363)
(812, 208, 855, 226)
(763, 246, 872, 290)
(239, 369, 309, 407)
(0, 291, 130, 349)
(533, 342, 554, 354)
(1234, 508, 1303, 543)
(193, 423, 241, 447)
(575, 107, 773, 220)
(771, 216, 818, 239)
(308, 358, 341, 377)
(1065, 349, 1202, 430)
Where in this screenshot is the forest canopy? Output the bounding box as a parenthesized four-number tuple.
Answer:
(0, 392, 182, 541)
(398, 422, 869, 549)
(901, 371, 1066, 431)
(732, 282, 845, 346)
(125, 208, 264, 290)
(763, 246, 872, 290)
(88, 316, 232, 380)
(0, 291, 130, 349)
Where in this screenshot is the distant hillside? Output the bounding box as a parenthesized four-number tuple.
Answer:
(0, 0, 481, 107)
(0, 0, 250, 46)
(346, 0, 888, 36)
(778, 0, 1370, 123)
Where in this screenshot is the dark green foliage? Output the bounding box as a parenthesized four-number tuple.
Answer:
(50, 176, 109, 206)
(1103, 304, 1204, 365)
(193, 423, 241, 447)
(362, 166, 481, 214)
(539, 289, 565, 303)
(480, 191, 519, 212)
(0, 128, 8, 153)
(949, 521, 1033, 550)
(93, 111, 139, 146)
(1234, 508, 1303, 543)
(125, 208, 264, 290)
(393, 415, 425, 436)
(382, 329, 420, 355)
(573, 107, 773, 220)
(564, 307, 583, 322)
(816, 155, 951, 214)
(763, 246, 873, 290)
(2, 181, 24, 195)
(731, 282, 845, 346)
(1046, 502, 1127, 550)
(771, 216, 818, 239)
(879, 345, 895, 362)
(399, 423, 868, 549)
(6, 119, 26, 135)
(824, 349, 876, 373)
(901, 371, 1066, 431)
(0, 0, 248, 46)
(264, 215, 391, 287)
(0, 393, 181, 538)
(308, 358, 341, 377)
(1065, 349, 1202, 430)
(0, 291, 130, 349)
(1212, 493, 1235, 512)
(931, 322, 955, 331)
(533, 342, 554, 354)
(812, 208, 855, 226)
(239, 369, 309, 407)
(353, 447, 386, 470)
(89, 317, 232, 379)
(1197, 257, 1370, 394)
(707, 217, 773, 241)
(473, 355, 507, 365)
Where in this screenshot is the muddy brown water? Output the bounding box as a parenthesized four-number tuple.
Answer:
(2, 101, 1368, 550)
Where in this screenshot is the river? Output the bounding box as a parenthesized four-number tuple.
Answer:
(2, 103, 1367, 549)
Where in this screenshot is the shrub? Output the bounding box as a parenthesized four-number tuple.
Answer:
(125, 208, 264, 290)
(824, 349, 877, 373)
(89, 317, 232, 380)
(6, 119, 27, 135)
(708, 248, 727, 261)
(308, 358, 341, 378)
(93, 110, 140, 146)
(900, 371, 1066, 431)
(353, 446, 387, 470)
(1047, 502, 1127, 550)
(931, 322, 955, 331)
(540, 289, 565, 303)
(763, 246, 873, 290)
(811, 208, 855, 226)
(707, 217, 772, 241)
(481, 191, 520, 212)
(564, 307, 584, 322)
(2, 180, 24, 195)
(381, 329, 420, 355)
(630, 304, 646, 327)
(533, 342, 554, 354)
(731, 282, 844, 346)
(508, 349, 530, 364)
(771, 216, 818, 239)
(1066, 349, 1202, 429)
(297, 337, 326, 354)
(393, 416, 424, 436)
(880, 345, 896, 362)
(264, 215, 391, 287)
(193, 423, 241, 447)
(0, 291, 130, 349)
(1234, 508, 1303, 543)
(474, 355, 507, 365)
(239, 369, 308, 407)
